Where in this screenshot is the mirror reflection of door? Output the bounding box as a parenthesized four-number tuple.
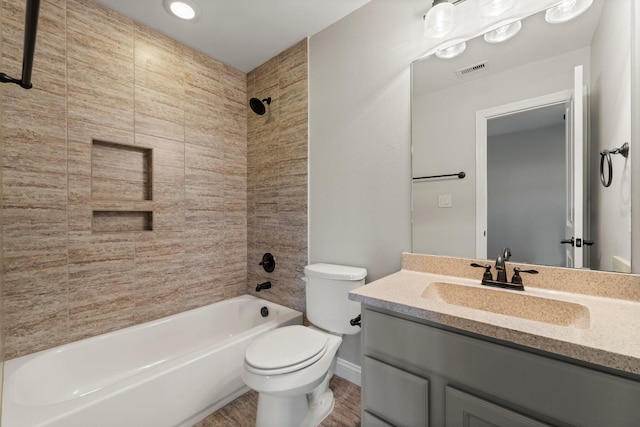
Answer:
(482, 66, 589, 268)
(486, 103, 570, 267)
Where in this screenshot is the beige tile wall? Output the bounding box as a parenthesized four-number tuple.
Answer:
(1, 0, 248, 359)
(0, 0, 4, 408)
(246, 40, 309, 313)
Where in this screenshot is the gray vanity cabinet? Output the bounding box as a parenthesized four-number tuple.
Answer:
(361, 306, 640, 427)
(363, 356, 429, 426)
(445, 387, 550, 427)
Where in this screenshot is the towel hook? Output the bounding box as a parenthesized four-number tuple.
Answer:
(599, 142, 629, 187)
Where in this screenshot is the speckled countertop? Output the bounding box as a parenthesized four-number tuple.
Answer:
(349, 253, 640, 377)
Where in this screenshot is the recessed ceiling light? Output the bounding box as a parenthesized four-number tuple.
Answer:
(164, 0, 198, 20)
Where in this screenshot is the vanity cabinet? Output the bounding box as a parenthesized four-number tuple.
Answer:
(361, 306, 640, 427)
(444, 387, 550, 427)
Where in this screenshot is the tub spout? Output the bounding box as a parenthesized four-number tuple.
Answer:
(256, 281, 272, 292)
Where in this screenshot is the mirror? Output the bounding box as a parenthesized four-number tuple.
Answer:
(411, 0, 633, 272)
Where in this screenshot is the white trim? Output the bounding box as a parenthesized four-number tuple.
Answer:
(573, 65, 585, 268)
(334, 357, 361, 386)
(475, 90, 572, 260)
(632, 0, 640, 273)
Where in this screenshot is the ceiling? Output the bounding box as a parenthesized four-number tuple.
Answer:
(94, 0, 372, 73)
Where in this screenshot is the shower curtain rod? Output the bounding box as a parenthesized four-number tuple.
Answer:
(0, 0, 41, 89)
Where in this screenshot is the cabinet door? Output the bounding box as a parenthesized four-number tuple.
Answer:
(445, 387, 551, 427)
(363, 357, 429, 427)
(363, 411, 394, 427)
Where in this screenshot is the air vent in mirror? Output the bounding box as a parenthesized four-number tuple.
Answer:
(456, 61, 488, 78)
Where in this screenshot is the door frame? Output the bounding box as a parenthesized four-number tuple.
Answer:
(475, 90, 572, 260)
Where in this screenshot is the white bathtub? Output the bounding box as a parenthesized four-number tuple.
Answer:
(2, 295, 302, 427)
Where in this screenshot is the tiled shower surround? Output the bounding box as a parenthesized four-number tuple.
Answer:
(246, 41, 308, 313)
(0, 0, 309, 363)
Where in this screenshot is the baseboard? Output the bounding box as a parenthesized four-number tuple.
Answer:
(334, 357, 361, 386)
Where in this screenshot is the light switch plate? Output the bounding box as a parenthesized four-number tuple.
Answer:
(438, 194, 452, 208)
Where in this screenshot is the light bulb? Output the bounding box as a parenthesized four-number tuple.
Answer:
(558, 0, 578, 12)
(436, 42, 466, 59)
(484, 20, 522, 43)
(480, 0, 515, 18)
(424, 1, 456, 38)
(545, 0, 593, 24)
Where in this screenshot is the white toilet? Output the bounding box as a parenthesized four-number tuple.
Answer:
(241, 263, 366, 427)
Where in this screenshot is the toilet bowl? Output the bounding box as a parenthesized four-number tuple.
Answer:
(241, 263, 366, 427)
(242, 326, 342, 426)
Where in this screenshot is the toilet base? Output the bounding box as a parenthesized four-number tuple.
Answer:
(255, 372, 336, 427)
(256, 393, 308, 427)
(306, 388, 335, 427)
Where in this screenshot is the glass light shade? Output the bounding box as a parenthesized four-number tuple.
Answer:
(483, 20, 522, 43)
(168, 1, 196, 20)
(436, 41, 466, 59)
(480, 0, 516, 17)
(424, 1, 456, 38)
(545, 0, 593, 24)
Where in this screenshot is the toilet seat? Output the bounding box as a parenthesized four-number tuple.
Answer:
(245, 326, 329, 375)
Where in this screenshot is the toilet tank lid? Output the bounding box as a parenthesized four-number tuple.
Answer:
(305, 263, 367, 280)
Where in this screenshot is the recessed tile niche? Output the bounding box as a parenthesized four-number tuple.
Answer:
(91, 140, 153, 232)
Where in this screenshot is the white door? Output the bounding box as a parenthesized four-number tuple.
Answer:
(563, 65, 587, 268)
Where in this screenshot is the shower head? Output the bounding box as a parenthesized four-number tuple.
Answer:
(249, 97, 271, 115)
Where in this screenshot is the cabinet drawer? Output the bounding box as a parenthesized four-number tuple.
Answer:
(363, 411, 394, 427)
(363, 309, 433, 370)
(445, 387, 551, 427)
(363, 357, 429, 427)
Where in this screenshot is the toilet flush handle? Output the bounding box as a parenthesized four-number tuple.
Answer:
(349, 314, 361, 328)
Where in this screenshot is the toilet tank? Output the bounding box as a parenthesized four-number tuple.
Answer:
(304, 263, 367, 335)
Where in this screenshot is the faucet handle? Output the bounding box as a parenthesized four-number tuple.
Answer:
(470, 263, 493, 281)
(511, 267, 539, 285)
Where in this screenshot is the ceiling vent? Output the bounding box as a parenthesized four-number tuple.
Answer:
(455, 61, 488, 78)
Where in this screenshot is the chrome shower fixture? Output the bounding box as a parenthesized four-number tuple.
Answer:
(249, 97, 271, 115)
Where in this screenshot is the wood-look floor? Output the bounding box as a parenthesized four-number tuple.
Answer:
(193, 376, 361, 427)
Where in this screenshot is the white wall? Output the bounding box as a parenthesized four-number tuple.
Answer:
(590, 0, 632, 272)
(308, 0, 424, 363)
(412, 48, 590, 259)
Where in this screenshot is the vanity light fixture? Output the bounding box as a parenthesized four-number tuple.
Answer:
(480, 0, 516, 17)
(164, 0, 198, 20)
(436, 42, 467, 59)
(424, 0, 456, 38)
(545, 0, 593, 24)
(483, 20, 522, 43)
(420, 0, 595, 61)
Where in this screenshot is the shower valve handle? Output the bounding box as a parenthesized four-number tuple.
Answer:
(259, 253, 276, 273)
